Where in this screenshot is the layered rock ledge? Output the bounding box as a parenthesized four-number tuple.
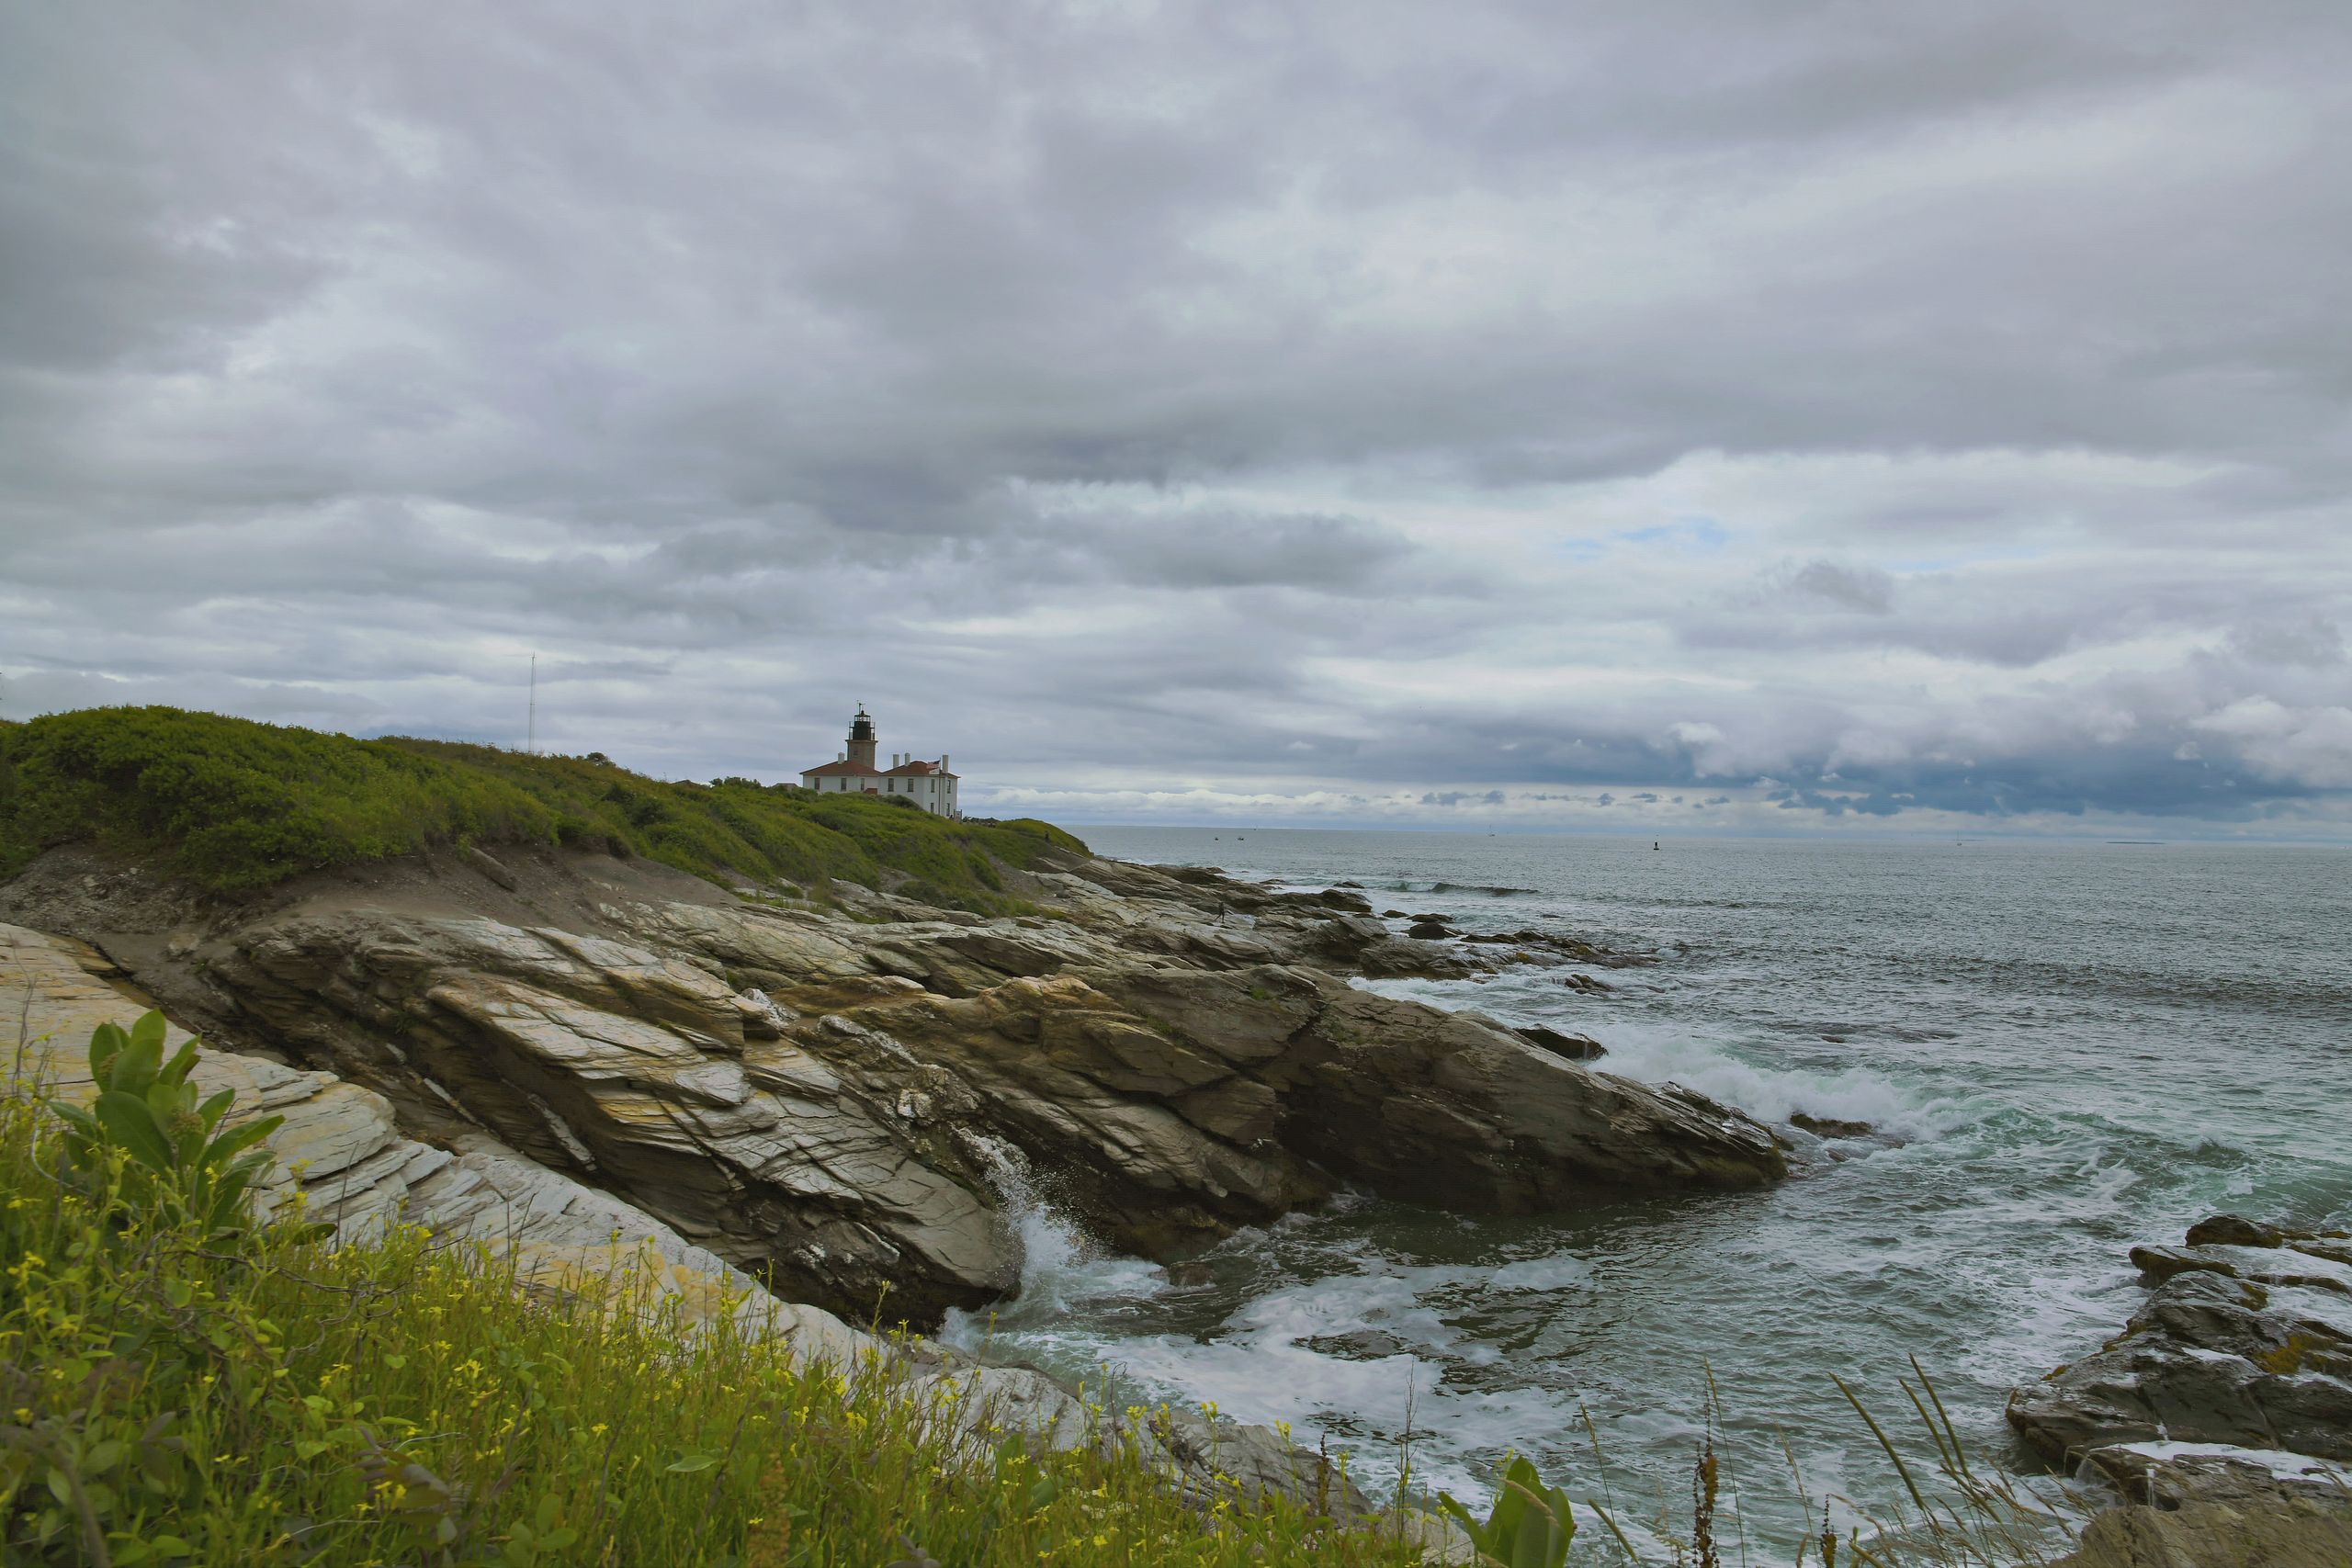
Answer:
(0, 840, 1783, 1328)
(2012, 1215, 2352, 1566)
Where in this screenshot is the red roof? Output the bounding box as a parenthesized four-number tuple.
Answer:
(883, 760, 938, 776)
(800, 760, 880, 778)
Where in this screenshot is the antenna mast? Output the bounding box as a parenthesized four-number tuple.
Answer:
(527, 655, 537, 754)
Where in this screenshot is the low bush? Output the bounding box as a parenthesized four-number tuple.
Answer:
(0, 708, 1085, 913)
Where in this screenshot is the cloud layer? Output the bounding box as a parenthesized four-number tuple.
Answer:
(3, 1, 2347, 836)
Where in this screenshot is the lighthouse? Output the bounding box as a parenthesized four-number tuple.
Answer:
(797, 704, 961, 818)
(844, 705, 877, 770)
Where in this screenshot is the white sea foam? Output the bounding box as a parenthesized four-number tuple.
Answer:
(1592, 1021, 1959, 1143)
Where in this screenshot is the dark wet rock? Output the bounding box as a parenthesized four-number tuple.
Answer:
(1312, 887, 1375, 913)
(1406, 912, 1452, 926)
(1406, 920, 1454, 941)
(1380, 908, 1409, 919)
(1460, 930, 1657, 968)
(1510, 1024, 1607, 1062)
(1561, 973, 1612, 996)
(2188, 1213, 2293, 1249)
(1352, 937, 1486, 980)
(2129, 1244, 2237, 1281)
(1789, 1112, 1874, 1140)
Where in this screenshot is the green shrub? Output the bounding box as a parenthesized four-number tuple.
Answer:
(45, 1013, 297, 1247)
(0, 708, 1085, 913)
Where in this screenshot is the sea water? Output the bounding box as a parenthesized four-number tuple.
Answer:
(942, 829, 2352, 1551)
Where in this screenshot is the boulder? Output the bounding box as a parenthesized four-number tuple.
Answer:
(1789, 1112, 1874, 1140)
(2188, 1213, 2292, 1249)
(1510, 1023, 1607, 1062)
(2055, 1495, 2352, 1568)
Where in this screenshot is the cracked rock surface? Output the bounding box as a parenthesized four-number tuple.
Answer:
(2, 840, 1784, 1327)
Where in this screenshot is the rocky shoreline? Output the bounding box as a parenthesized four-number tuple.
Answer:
(0, 836, 1799, 1546)
(23, 834, 2343, 1559)
(0, 840, 1784, 1328)
(2011, 1216, 2352, 1564)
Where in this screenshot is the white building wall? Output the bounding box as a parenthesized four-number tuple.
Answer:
(798, 753, 958, 817)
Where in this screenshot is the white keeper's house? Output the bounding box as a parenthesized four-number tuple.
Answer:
(798, 705, 961, 818)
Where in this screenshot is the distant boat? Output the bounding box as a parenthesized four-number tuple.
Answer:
(1652, 841, 1659, 851)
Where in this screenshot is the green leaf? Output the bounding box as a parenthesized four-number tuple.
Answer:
(196, 1089, 235, 1132)
(198, 1116, 281, 1171)
(46, 1100, 101, 1143)
(93, 1090, 175, 1173)
(108, 1033, 165, 1100)
(294, 1440, 330, 1461)
(129, 1010, 168, 1055)
(157, 1037, 199, 1088)
(83, 1438, 124, 1473)
(88, 1021, 129, 1086)
(664, 1452, 718, 1473)
(382, 1354, 407, 1370)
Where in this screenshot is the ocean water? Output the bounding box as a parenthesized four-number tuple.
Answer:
(943, 829, 2352, 1552)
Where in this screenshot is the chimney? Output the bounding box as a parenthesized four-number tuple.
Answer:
(941, 754, 950, 772)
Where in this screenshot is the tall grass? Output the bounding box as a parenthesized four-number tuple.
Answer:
(0, 1026, 1422, 1566)
(1559, 1366, 2086, 1567)
(0, 706, 1083, 912)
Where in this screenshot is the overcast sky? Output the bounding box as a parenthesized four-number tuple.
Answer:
(4, 2, 2348, 838)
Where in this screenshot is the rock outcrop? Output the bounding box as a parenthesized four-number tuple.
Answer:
(0, 920, 1392, 1521)
(1, 921, 867, 1361)
(0, 841, 1784, 1330)
(0, 841, 1778, 1335)
(2010, 1215, 2352, 1562)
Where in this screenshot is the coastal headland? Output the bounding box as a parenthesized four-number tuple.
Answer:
(5, 708, 2346, 1563)
(0, 709, 1784, 1331)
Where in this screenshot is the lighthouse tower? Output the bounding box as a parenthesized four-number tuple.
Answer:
(844, 705, 878, 770)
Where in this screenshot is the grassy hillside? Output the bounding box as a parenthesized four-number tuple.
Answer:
(0, 707, 1084, 911)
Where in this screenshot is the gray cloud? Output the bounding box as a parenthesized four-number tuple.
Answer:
(2, 1, 2348, 834)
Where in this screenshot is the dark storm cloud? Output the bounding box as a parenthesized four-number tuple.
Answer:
(2, 0, 2347, 831)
